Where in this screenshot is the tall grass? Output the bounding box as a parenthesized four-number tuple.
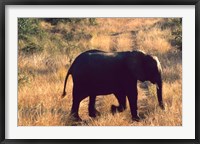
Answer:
(18, 18, 182, 126)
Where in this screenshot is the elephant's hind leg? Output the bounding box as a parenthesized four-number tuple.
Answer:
(111, 93, 126, 114)
(70, 87, 83, 121)
(89, 96, 100, 118)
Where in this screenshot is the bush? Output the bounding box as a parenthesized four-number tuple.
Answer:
(18, 18, 42, 40)
(158, 18, 182, 50)
(21, 42, 43, 55)
(171, 19, 182, 50)
(167, 18, 182, 50)
(43, 18, 83, 25)
(43, 18, 97, 25)
(18, 18, 39, 39)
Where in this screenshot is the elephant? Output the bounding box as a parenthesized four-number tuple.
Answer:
(62, 49, 164, 122)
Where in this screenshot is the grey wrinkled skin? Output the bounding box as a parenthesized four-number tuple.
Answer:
(62, 49, 164, 122)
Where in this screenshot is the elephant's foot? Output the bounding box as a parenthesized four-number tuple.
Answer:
(89, 109, 100, 118)
(111, 105, 125, 114)
(159, 102, 165, 110)
(132, 115, 141, 122)
(89, 112, 96, 118)
(70, 113, 82, 121)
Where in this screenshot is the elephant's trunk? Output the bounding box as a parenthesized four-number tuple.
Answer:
(156, 74, 165, 110)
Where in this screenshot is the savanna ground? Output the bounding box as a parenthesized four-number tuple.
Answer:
(18, 18, 182, 126)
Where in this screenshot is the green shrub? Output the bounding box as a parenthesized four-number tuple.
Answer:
(18, 18, 42, 40)
(171, 19, 182, 50)
(43, 18, 97, 25)
(43, 18, 83, 25)
(167, 18, 182, 50)
(21, 42, 43, 55)
(158, 18, 182, 50)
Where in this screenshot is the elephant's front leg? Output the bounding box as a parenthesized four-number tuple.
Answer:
(127, 85, 140, 122)
(88, 96, 100, 118)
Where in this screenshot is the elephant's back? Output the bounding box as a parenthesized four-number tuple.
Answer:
(71, 49, 106, 67)
(72, 50, 122, 69)
(70, 50, 125, 81)
(71, 49, 117, 67)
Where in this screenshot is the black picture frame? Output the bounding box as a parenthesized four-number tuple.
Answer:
(1, 0, 199, 144)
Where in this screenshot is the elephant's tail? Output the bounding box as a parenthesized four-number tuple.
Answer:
(61, 69, 71, 98)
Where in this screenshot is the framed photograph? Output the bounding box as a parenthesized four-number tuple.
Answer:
(1, 0, 199, 143)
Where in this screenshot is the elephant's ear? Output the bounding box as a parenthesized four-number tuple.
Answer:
(144, 55, 162, 81)
(125, 52, 146, 81)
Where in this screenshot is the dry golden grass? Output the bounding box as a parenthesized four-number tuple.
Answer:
(136, 28, 171, 53)
(18, 18, 182, 126)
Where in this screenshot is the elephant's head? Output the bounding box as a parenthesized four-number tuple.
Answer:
(126, 51, 164, 110)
